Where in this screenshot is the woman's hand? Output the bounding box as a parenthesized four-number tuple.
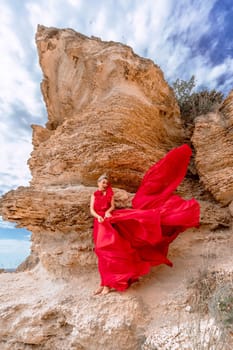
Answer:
(97, 215, 104, 223)
(104, 211, 112, 218)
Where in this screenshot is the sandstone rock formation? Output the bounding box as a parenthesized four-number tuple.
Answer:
(192, 90, 233, 205)
(0, 24, 187, 276)
(30, 25, 185, 192)
(0, 25, 231, 279)
(0, 25, 233, 350)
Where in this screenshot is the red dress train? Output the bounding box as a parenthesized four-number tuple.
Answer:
(93, 144, 200, 291)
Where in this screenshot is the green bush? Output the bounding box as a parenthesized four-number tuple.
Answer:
(172, 76, 224, 124)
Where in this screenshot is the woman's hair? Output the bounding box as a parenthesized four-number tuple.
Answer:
(97, 174, 108, 182)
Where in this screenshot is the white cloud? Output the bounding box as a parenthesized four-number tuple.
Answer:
(0, 1, 45, 195)
(0, 239, 31, 269)
(207, 58, 233, 81)
(0, 139, 32, 193)
(26, 1, 61, 29)
(0, 217, 16, 229)
(0, 1, 44, 117)
(135, 0, 217, 80)
(0, 239, 30, 253)
(67, 0, 82, 8)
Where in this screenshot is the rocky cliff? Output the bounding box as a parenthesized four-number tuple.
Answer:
(0, 25, 232, 350)
(0, 24, 186, 277)
(192, 90, 233, 205)
(31, 25, 184, 191)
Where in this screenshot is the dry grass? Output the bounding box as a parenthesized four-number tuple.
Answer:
(186, 268, 233, 349)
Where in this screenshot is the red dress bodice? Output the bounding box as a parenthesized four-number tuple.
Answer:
(93, 186, 113, 217)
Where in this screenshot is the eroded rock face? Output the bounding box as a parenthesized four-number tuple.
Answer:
(1, 25, 232, 350)
(0, 26, 231, 277)
(30, 25, 184, 192)
(177, 179, 232, 229)
(0, 185, 133, 276)
(192, 90, 233, 205)
(0, 25, 187, 275)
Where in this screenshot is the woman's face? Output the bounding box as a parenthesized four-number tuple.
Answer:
(98, 178, 108, 191)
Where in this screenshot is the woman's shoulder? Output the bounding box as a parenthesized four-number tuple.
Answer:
(107, 186, 114, 195)
(93, 189, 101, 197)
(92, 186, 114, 198)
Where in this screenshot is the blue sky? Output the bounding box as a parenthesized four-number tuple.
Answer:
(0, 0, 233, 267)
(0, 217, 31, 268)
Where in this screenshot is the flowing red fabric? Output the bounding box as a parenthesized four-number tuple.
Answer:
(93, 144, 200, 291)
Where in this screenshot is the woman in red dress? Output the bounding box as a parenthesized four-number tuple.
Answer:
(90, 144, 200, 295)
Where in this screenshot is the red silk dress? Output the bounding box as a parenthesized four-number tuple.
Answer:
(93, 144, 200, 291)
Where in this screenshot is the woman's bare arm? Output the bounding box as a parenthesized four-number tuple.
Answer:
(105, 196, 115, 217)
(90, 194, 100, 218)
(90, 194, 104, 222)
